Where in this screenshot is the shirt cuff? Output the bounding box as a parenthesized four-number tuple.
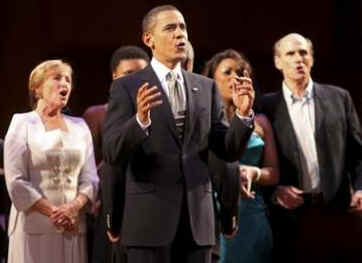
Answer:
(235, 110, 254, 128)
(136, 114, 151, 132)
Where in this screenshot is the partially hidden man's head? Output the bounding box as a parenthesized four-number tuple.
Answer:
(110, 46, 150, 80)
(273, 33, 314, 84)
(182, 40, 194, 72)
(142, 5, 188, 68)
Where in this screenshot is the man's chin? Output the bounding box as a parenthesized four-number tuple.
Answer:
(293, 72, 309, 80)
(170, 56, 186, 65)
(175, 52, 187, 60)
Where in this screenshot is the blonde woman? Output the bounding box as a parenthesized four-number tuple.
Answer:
(4, 60, 98, 263)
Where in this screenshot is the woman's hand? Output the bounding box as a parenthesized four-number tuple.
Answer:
(50, 202, 79, 231)
(239, 165, 261, 199)
(232, 70, 254, 117)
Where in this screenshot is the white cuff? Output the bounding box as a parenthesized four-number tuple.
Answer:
(136, 114, 151, 131)
(235, 110, 254, 128)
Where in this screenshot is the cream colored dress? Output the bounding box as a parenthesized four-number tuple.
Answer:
(4, 111, 99, 263)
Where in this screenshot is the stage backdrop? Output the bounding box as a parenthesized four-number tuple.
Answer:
(1, 0, 360, 136)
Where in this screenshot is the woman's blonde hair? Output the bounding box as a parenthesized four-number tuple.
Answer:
(28, 59, 72, 109)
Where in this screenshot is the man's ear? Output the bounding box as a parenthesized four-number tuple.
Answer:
(143, 32, 154, 49)
(274, 55, 282, 71)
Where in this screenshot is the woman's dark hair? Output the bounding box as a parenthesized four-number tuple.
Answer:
(202, 49, 261, 113)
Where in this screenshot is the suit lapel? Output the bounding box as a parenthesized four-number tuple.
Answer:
(182, 70, 200, 147)
(273, 92, 298, 147)
(312, 83, 327, 193)
(313, 83, 325, 137)
(140, 66, 181, 147)
(272, 92, 302, 185)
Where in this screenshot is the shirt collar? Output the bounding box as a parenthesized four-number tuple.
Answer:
(151, 57, 183, 84)
(283, 78, 314, 105)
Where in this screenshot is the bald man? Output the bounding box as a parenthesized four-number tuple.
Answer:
(262, 33, 362, 262)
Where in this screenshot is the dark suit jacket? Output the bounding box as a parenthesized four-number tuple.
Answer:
(261, 82, 362, 212)
(100, 162, 126, 236)
(103, 65, 252, 247)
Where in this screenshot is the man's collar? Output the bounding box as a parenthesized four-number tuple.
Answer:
(151, 57, 183, 83)
(283, 78, 314, 104)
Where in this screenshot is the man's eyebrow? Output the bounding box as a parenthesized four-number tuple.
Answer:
(163, 22, 185, 29)
(163, 23, 176, 29)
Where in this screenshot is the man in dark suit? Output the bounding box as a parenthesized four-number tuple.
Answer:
(261, 33, 362, 262)
(103, 5, 255, 263)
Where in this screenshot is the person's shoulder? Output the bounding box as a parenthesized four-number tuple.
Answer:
(64, 114, 87, 127)
(255, 113, 269, 124)
(6, 111, 35, 135)
(183, 71, 214, 94)
(314, 82, 348, 96)
(255, 113, 272, 131)
(184, 71, 213, 84)
(83, 104, 107, 117)
(64, 115, 94, 141)
(113, 66, 150, 86)
(260, 91, 282, 107)
(10, 111, 36, 123)
(262, 91, 281, 100)
(110, 67, 150, 96)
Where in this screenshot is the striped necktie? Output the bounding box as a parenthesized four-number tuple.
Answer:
(166, 71, 186, 140)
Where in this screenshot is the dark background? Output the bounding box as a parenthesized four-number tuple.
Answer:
(1, 0, 361, 137)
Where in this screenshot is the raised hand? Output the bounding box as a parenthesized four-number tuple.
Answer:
(232, 70, 254, 117)
(137, 83, 162, 125)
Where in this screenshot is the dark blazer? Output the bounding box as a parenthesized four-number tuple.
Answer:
(261, 82, 362, 210)
(102, 65, 252, 247)
(100, 162, 126, 237)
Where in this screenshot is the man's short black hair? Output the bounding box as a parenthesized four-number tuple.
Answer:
(110, 46, 150, 74)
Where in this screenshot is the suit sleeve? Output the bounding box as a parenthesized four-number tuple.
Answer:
(209, 80, 253, 162)
(100, 162, 126, 235)
(103, 81, 148, 165)
(4, 114, 42, 211)
(209, 151, 240, 235)
(344, 91, 362, 189)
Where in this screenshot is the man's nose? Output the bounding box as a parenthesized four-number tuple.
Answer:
(175, 27, 186, 38)
(294, 52, 303, 62)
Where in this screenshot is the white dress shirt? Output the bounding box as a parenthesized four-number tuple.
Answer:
(151, 57, 186, 100)
(283, 79, 320, 193)
(136, 58, 185, 129)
